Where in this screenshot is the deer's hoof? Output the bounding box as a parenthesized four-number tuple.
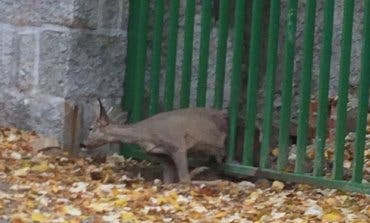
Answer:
(178, 177, 191, 184)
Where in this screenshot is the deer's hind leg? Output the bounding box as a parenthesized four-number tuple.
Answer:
(158, 157, 177, 183)
(149, 152, 178, 183)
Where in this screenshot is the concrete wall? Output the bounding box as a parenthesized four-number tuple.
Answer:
(0, 0, 129, 150)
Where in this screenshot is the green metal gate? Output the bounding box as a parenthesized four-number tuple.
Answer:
(122, 0, 370, 194)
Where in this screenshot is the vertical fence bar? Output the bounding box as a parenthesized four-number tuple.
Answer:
(123, 0, 139, 111)
(131, 0, 149, 122)
(227, 0, 246, 162)
(164, 0, 180, 111)
(196, 0, 212, 107)
(242, 0, 264, 166)
(149, 0, 165, 116)
(260, 0, 280, 168)
(313, 0, 334, 176)
(295, 0, 317, 173)
(333, 0, 355, 180)
(277, 0, 298, 171)
(180, 0, 196, 108)
(352, 0, 370, 183)
(213, 0, 230, 109)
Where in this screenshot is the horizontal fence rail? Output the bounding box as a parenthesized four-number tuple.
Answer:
(123, 0, 370, 194)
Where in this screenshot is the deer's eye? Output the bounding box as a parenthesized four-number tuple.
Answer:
(89, 127, 93, 131)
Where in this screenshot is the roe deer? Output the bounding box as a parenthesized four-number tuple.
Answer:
(81, 100, 228, 183)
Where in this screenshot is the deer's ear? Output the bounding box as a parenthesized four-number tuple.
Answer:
(97, 99, 111, 124)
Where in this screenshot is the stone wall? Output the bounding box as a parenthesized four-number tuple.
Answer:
(0, 0, 367, 152)
(0, 0, 129, 151)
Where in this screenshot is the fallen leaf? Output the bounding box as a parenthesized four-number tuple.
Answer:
(7, 133, 19, 142)
(102, 213, 120, 222)
(31, 161, 49, 172)
(10, 151, 22, 160)
(13, 167, 30, 177)
(69, 182, 88, 193)
(63, 205, 82, 216)
(304, 204, 323, 217)
(271, 181, 285, 192)
(89, 202, 114, 212)
(322, 210, 344, 222)
(31, 211, 48, 222)
(120, 211, 138, 223)
(113, 198, 128, 207)
(214, 211, 228, 218)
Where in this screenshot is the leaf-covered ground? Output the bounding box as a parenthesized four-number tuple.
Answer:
(0, 127, 369, 223)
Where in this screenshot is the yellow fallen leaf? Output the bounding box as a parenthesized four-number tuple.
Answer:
(324, 197, 337, 206)
(13, 167, 30, 177)
(271, 148, 279, 157)
(89, 202, 113, 212)
(306, 148, 315, 160)
(25, 199, 36, 209)
(113, 198, 127, 207)
(244, 191, 259, 205)
(214, 211, 228, 218)
(121, 211, 138, 223)
(271, 181, 285, 192)
(156, 189, 180, 209)
(322, 211, 344, 222)
(111, 187, 120, 196)
(31, 161, 49, 172)
(51, 185, 60, 193)
(31, 211, 47, 222)
(188, 211, 204, 220)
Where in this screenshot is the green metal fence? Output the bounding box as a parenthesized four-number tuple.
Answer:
(122, 0, 370, 194)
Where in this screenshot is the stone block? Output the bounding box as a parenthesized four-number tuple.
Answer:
(0, 90, 64, 144)
(0, 0, 75, 27)
(64, 32, 126, 99)
(0, 92, 84, 146)
(121, 0, 130, 30)
(39, 30, 71, 96)
(16, 33, 37, 92)
(0, 0, 99, 29)
(39, 0, 74, 26)
(100, 0, 121, 29)
(0, 28, 16, 88)
(22, 95, 66, 143)
(0, 90, 31, 129)
(1, 30, 37, 93)
(0, 89, 118, 148)
(0, 0, 41, 26)
(73, 0, 99, 29)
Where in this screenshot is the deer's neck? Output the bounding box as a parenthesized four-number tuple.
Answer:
(104, 124, 144, 144)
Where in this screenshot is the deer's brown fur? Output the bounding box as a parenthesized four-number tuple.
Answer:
(82, 100, 228, 183)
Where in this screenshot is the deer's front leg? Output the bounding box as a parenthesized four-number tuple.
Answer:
(171, 150, 190, 183)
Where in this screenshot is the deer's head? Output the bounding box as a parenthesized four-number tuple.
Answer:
(81, 99, 126, 148)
